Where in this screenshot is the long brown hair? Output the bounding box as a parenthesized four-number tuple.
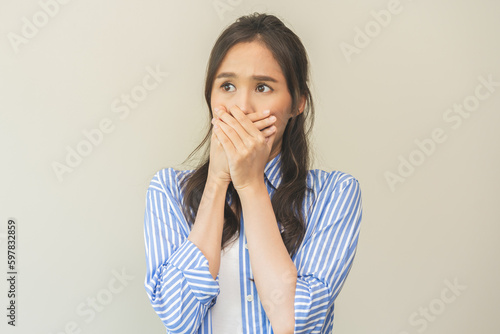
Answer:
(180, 12, 315, 259)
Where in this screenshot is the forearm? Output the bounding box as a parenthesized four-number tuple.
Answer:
(187, 176, 228, 280)
(238, 182, 297, 334)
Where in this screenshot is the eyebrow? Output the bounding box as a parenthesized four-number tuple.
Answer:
(215, 72, 278, 83)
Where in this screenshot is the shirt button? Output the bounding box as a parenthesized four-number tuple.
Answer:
(246, 294, 254, 302)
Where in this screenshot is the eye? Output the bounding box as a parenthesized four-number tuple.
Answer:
(221, 82, 235, 92)
(257, 84, 272, 93)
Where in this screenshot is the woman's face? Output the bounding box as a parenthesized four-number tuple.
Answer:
(211, 40, 303, 162)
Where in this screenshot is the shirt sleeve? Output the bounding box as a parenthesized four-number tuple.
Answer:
(143, 168, 220, 333)
(293, 172, 363, 333)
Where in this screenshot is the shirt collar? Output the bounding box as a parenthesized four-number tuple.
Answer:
(264, 152, 283, 190)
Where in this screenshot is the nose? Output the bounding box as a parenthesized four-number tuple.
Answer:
(232, 88, 255, 115)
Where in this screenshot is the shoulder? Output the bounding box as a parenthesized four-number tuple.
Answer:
(146, 167, 195, 199)
(303, 169, 362, 231)
(307, 168, 361, 196)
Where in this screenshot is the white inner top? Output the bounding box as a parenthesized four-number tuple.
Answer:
(211, 235, 243, 333)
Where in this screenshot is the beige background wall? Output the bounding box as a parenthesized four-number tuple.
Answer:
(1, 0, 499, 333)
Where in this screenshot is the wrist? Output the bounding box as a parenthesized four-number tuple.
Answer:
(206, 174, 230, 192)
(236, 179, 267, 198)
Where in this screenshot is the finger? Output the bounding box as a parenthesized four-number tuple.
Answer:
(212, 118, 242, 154)
(246, 108, 271, 123)
(214, 106, 273, 145)
(213, 123, 235, 156)
(215, 107, 256, 148)
(260, 125, 277, 138)
(215, 106, 248, 134)
(214, 106, 273, 131)
(253, 115, 277, 131)
(211, 127, 222, 147)
(212, 105, 227, 121)
(224, 105, 262, 138)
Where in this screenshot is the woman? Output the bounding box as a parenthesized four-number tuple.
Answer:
(144, 12, 362, 334)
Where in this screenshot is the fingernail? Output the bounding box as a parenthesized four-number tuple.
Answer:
(211, 118, 219, 128)
(270, 116, 276, 122)
(263, 109, 270, 115)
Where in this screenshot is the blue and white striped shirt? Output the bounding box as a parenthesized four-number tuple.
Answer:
(144, 152, 363, 333)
